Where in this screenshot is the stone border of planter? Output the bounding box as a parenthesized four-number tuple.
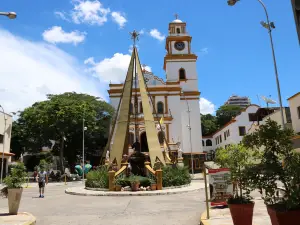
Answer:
(84, 183, 190, 192)
(0, 211, 36, 225)
(85, 187, 108, 191)
(65, 181, 205, 196)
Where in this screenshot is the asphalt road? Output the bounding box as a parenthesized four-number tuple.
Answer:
(0, 182, 205, 225)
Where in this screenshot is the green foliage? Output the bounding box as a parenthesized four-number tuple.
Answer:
(3, 163, 27, 189)
(85, 166, 109, 188)
(216, 105, 242, 128)
(38, 159, 50, 171)
(117, 176, 151, 187)
(243, 119, 300, 210)
(215, 144, 258, 204)
(11, 92, 114, 168)
(201, 114, 218, 136)
(162, 166, 191, 187)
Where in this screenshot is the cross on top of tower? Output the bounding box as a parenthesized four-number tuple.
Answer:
(129, 30, 139, 46)
(174, 13, 179, 19)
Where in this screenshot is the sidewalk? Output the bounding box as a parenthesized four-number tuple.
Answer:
(200, 198, 271, 225)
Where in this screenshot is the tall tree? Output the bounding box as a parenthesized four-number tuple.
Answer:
(216, 105, 242, 128)
(11, 92, 114, 171)
(201, 114, 218, 136)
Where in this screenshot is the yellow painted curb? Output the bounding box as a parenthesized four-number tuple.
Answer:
(200, 210, 210, 225)
(21, 212, 36, 225)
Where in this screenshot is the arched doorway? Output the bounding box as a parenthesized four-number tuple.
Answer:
(140, 132, 149, 152)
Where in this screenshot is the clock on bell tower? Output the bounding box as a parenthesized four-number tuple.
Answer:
(164, 15, 198, 87)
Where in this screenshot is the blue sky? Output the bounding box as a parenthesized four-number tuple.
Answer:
(0, 0, 299, 114)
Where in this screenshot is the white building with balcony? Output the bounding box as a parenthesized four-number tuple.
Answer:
(202, 104, 260, 153)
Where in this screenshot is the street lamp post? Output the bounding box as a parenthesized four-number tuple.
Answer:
(0, 105, 7, 184)
(0, 12, 17, 19)
(82, 117, 87, 181)
(227, 0, 285, 129)
(182, 91, 194, 176)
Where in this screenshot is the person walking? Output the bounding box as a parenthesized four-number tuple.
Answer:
(37, 167, 48, 198)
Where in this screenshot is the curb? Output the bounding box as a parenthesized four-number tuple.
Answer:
(65, 186, 204, 196)
(0, 212, 36, 225)
(200, 210, 209, 225)
(22, 212, 36, 225)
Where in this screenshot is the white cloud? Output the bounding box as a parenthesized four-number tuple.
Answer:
(42, 26, 86, 45)
(111, 12, 127, 28)
(0, 28, 104, 113)
(54, 11, 70, 22)
(200, 47, 208, 54)
(200, 98, 215, 115)
(71, 0, 110, 25)
(139, 29, 145, 35)
(85, 53, 131, 83)
(142, 65, 152, 72)
(149, 29, 165, 41)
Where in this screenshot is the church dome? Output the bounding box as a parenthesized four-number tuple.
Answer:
(172, 19, 183, 23)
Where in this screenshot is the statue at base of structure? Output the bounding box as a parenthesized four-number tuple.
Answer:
(177, 142, 183, 158)
(128, 141, 146, 176)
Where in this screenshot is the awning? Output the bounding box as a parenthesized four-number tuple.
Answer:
(0, 152, 15, 158)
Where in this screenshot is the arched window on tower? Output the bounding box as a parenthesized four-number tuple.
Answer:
(176, 28, 180, 34)
(139, 102, 143, 113)
(128, 132, 134, 146)
(206, 139, 212, 146)
(130, 103, 133, 114)
(157, 102, 164, 114)
(158, 131, 165, 145)
(179, 68, 186, 80)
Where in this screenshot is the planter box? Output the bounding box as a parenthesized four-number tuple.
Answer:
(8, 188, 23, 215)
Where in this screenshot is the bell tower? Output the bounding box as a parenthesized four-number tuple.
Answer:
(164, 15, 198, 92)
(164, 15, 203, 162)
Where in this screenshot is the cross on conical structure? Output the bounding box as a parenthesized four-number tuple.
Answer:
(104, 31, 166, 168)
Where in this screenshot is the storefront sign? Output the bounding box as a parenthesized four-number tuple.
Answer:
(208, 168, 233, 206)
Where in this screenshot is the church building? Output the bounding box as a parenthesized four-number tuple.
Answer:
(108, 17, 204, 170)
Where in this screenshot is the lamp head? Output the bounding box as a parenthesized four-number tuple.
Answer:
(7, 12, 17, 19)
(227, 0, 239, 6)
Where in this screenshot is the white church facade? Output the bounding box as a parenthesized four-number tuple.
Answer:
(108, 18, 204, 170)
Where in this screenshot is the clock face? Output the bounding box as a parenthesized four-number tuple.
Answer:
(174, 41, 185, 51)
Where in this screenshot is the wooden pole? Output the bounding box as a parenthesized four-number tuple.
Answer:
(203, 164, 210, 219)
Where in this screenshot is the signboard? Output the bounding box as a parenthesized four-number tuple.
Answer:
(208, 168, 233, 206)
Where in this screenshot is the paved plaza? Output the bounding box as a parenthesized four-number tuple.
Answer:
(0, 181, 206, 225)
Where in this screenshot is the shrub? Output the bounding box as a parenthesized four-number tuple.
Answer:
(243, 119, 300, 211)
(85, 166, 109, 188)
(215, 144, 258, 204)
(4, 162, 27, 189)
(162, 166, 191, 187)
(117, 176, 151, 187)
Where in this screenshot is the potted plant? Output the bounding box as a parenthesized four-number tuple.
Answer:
(243, 119, 300, 225)
(3, 162, 27, 215)
(130, 175, 140, 192)
(150, 178, 157, 190)
(114, 177, 122, 191)
(215, 144, 257, 225)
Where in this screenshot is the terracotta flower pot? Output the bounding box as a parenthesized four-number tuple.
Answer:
(115, 185, 122, 192)
(131, 183, 139, 192)
(228, 202, 254, 225)
(267, 205, 300, 225)
(151, 184, 157, 191)
(8, 188, 23, 215)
